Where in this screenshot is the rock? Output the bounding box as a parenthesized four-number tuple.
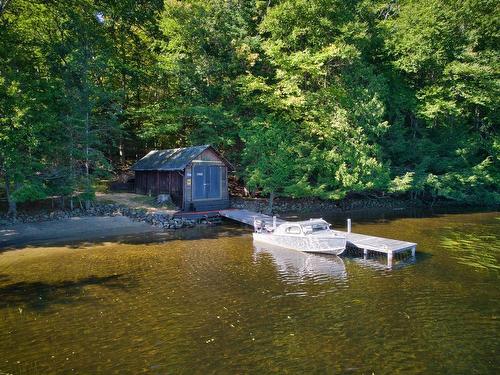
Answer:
(157, 194, 172, 205)
(0, 201, 217, 230)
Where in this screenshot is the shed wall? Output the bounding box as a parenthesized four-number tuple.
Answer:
(196, 148, 221, 162)
(134, 171, 183, 206)
(183, 148, 229, 210)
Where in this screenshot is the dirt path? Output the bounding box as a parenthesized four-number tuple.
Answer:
(95, 192, 177, 213)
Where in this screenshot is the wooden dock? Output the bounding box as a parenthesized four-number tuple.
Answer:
(219, 209, 417, 267)
(219, 209, 287, 226)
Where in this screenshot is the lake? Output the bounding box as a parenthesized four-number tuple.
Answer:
(0, 208, 498, 374)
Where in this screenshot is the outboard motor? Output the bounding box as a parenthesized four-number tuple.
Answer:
(253, 218, 263, 233)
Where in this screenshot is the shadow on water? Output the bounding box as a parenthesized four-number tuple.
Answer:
(0, 223, 251, 252)
(343, 246, 433, 270)
(0, 274, 136, 311)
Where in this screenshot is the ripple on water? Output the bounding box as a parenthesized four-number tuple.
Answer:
(0, 210, 498, 374)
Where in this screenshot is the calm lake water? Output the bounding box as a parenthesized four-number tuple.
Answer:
(0, 208, 498, 374)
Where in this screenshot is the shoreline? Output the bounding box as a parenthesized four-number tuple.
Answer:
(1, 195, 496, 228)
(0, 202, 198, 229)
(0, 216, 163, 250)
(1, 199, 497, 250)
(230, 196, 496, 214)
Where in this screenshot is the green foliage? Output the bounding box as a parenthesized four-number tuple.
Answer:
(240, 116, 301, 196)
(11, 182, 47, 203)
(237, 0, 392, 199)
(378, 0, 499, 204)
(0, 0, 498, 211)
(0, 0, 159, 211)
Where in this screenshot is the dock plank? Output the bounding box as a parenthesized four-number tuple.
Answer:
(220, 209, 286, 226)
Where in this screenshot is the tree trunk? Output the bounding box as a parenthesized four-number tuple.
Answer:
(85, 111, 91, 210)
(82, 40, 92, 212)
(267, 190, 275, 215)
(119, 67, 127, 166)
(68, 114, 76, 212)
(119, 139, 124, 165)
(4, 174, 16, 218)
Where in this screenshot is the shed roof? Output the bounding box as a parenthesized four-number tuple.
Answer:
(132, 145, 233, 171)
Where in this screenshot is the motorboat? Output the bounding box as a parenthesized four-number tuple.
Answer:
(252, 217, 347, 255)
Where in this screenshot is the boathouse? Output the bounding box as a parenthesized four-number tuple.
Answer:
(132, 145, 232, 211)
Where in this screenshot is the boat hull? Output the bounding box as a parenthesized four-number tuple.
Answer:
(253, 232, 347, 255)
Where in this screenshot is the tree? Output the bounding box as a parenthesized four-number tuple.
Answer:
(379, 0, 500, 203)
(0, 0, 56, 216)
(240, 116, 302, 213)
(237, 0, 391, 200)
(1, 0, 498, 216)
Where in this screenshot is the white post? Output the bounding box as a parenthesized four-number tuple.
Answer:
(273, 216, 277, 230)
(411, 246, 416, 258)
(347, 218, 351, 233)
(387, 250, 393, 268)
(363, 248, 368, 260)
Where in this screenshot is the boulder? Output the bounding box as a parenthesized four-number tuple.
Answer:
(156, 194, 173, 205)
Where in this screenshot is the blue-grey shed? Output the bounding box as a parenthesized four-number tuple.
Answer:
(133, 145, 232, 211)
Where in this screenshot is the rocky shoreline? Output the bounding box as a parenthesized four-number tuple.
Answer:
(0, 203, 197, 229)
(230, 196, 426, 214)
(0, 195, 484, 229)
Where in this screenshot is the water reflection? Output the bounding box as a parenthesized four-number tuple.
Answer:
(440, 231, 499, 272)
(348, 253, 417, 270)
(253, 243, 347, 281)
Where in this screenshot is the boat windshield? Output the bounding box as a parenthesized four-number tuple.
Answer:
(302, 223, 329, 234)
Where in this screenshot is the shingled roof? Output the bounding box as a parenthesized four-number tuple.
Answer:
(132, 145, 232, 171)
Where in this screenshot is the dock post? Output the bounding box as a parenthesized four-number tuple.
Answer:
(363, 248, 368, 260)
(347, 218, 351, 233)
(273, 216, 277, 230)
(387, 250, 393, 268)
(411, 246, 416, 258)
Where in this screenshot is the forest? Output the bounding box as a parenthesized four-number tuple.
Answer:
(1, 0, 498, 215)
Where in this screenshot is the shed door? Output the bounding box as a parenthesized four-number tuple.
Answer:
(193, 165, 221, 200)
(207, 166, 221, 198)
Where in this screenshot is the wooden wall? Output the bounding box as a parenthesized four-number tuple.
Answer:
(195, 148, 221, 162)
(134, 171, 183, 206)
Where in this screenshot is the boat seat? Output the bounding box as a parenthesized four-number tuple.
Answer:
(263, 223, 275, 232)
